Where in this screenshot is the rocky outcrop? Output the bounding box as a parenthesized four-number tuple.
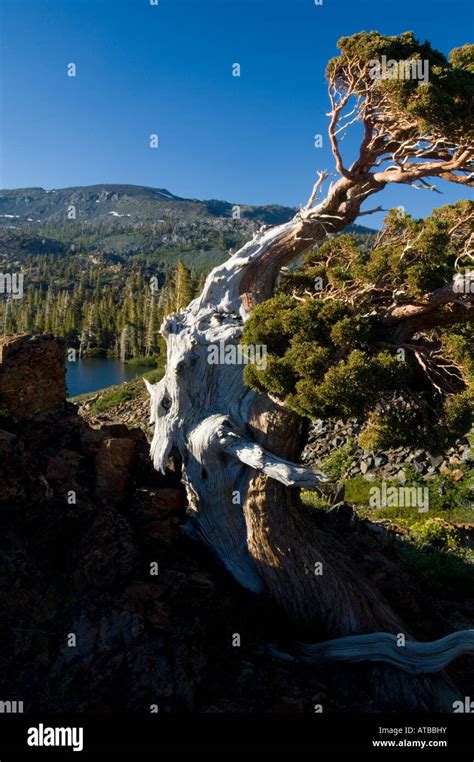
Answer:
(0, 333, 340, 711)
(302, 418, 472, 483)
(0, 333, 66, 421)
(78, 387, 150, 430)
(95, 430, 141, 504)
(0, 392, 341, 713)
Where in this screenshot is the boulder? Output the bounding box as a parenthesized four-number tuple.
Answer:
(430, 454, 444, 469)
(0, 333, 66, 420)
(46, 448, 83, 481)
(95, 437, 137, 504)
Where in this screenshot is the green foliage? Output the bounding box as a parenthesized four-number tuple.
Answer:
(410, 518, 458, 550)
(142, 367, 165, 385)
(429, 470, 474, 512)
(92, 384, 136, 413)
(396, 541, 474, 598)
(321, 440, 356, 481)
(343, 476, 374, 505)
(450, 44, 474, 73)
(302, 350, 409, 418)
(303, 476, 474, 598)
(243, 201, 473, 449)
(174, 259, 194, 311)
(126, 354, 161, 367)
(331, 467, 473, 514)
(327, 32, 474, 142)
(304, 473, 473, 522)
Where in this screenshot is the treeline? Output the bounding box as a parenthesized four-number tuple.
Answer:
(0, 254, 202, 360)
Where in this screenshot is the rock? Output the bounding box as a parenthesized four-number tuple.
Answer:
(46, 449, 83, 481)
(95, 437, 137, 503)
(141, 488, 187, 518)
(79, 427, 108, 457)
(0, 333, 66, 420)
(326, 501, 355, 528)
(130, 487, 187, 546)
(273, 696, 304, 713)
(100, 423, 134, 438)
(451, 469, 463, 482)
(413, 459, 426, 473)
(430, 454, 444, 469)
(0, 428, 17, 450)
(364, 521, 385, 535)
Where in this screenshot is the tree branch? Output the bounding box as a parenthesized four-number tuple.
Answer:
(268, 630, 474, 674)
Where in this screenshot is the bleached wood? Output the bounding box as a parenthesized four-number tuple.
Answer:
(267, 630, 474, 674)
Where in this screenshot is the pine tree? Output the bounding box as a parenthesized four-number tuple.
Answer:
(174, 260, 194, 311)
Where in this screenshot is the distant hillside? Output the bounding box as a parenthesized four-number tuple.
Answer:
(0, 184, 377, 362)
(0, 184, 376, 272)
(0, 184, 298, 226)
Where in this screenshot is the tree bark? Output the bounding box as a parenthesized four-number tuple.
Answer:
(244, 396, 403, 636)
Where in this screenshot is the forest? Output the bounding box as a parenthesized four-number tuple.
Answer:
(0, 253, 198, 360)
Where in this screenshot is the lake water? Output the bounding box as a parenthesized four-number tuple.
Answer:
(66, 358, 152, 398)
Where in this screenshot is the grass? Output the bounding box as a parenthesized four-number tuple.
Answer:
(126, 355, 161, 367)
(304, 470, 473, 519)
(141, 367, 165, 384)
(395, 542, 474, 598)
(302, 477, 474, 598)
(329, 468, 473, 518)
(92, 384, 137, 413)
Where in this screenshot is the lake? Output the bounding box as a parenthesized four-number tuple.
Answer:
(66, 358, 152, 398)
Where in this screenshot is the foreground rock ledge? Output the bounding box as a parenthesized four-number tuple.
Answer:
(0, 333, 66, 421)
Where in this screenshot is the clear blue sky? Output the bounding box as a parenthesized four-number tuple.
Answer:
(0, 0, 472, 226)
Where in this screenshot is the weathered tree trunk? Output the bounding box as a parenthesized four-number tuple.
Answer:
(145, 174, 472, 710)
(244, 397, 403, 636)
(243, 398, 464, 710)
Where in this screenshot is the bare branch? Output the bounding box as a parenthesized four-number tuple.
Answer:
(303, 171, 329, 211)
(358, 205, 385, 216)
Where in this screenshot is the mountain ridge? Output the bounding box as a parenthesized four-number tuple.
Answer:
(0, 183, 376, 232)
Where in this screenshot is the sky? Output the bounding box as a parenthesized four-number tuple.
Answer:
(0, 0, 472, 227)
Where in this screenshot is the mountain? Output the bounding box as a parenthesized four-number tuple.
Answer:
(0, 184, 376, 272)
(0, 184, 298, 227)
